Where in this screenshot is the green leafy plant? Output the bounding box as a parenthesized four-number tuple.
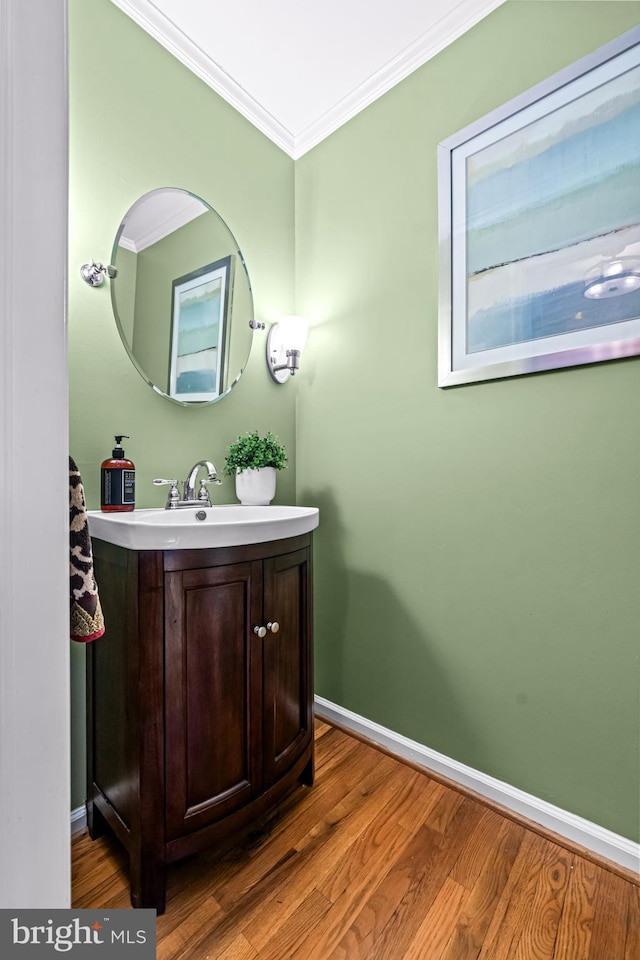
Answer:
(224, 430, 288, 476)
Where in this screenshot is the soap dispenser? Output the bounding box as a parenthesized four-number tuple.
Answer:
(101, 435, 135, 512)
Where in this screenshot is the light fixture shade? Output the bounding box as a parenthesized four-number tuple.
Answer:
(277, 315, 309, 354)
(266, 315, 310, 384)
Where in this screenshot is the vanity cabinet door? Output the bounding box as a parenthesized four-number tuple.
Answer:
(164, 560, 263, 840)
(262, 548, 313, 786)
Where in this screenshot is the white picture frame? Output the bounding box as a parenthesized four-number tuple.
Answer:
(438, 27, 640, 387)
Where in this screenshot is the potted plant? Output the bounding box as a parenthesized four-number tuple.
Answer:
(224, 430, 287, 505)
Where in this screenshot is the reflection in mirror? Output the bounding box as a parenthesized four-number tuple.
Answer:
(111, 188, 254, 405)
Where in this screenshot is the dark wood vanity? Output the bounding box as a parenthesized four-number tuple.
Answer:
(86, 533, 314, 913)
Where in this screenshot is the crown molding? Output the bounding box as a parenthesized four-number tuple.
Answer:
(293, 0, 505, 157)
(109, 0, 296, 156)
(120, 194, 206, 251)
(110, 0, 504, 160)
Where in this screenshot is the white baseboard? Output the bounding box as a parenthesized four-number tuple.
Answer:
(70, 806, 87, 836)
(315, 695, 640, 876)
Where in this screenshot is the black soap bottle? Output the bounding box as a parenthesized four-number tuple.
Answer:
(101, 435, 135, 512)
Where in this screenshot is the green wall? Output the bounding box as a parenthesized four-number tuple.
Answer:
(69, 0, 640, 842)
(68, 0, 297, 807)
(295, 1, 640, 841)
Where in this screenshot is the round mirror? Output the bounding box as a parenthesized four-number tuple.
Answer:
(110, 187, 254, 405)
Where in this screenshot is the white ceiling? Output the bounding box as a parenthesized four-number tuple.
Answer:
(110, 0, 505, 158)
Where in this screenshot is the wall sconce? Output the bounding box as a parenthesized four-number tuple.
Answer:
(267, 316, 309, 384)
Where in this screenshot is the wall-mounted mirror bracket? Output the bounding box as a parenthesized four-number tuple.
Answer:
(80, 260, 117, 287)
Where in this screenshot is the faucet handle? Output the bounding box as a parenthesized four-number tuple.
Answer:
(153, 478, 180, 508)
(197, 477, 222, 504)
(199, 476, 222, 490)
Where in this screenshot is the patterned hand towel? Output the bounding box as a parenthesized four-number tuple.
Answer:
(69, 456, 105, 642)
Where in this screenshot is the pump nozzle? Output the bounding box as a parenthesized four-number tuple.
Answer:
(112, 435, 130, 459)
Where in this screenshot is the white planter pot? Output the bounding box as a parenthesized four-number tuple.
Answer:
(235, 467, 277, 506)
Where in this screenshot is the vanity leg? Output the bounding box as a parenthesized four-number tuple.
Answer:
(86, 797, 108, 841)
(129, 850, 166, 915)
(300, 752, 315, 787)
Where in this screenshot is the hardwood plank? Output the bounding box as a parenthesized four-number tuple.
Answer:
(449, 808, 510, 890)
(476, 831, 548, 959)
(403, 877, 470, 960)
(368, 799, 486, 960)
(313, 724, 360, 775)
(156, 896, 223, 960)
(213, 749, 400, 914)
(624, 884, 640, 960)
(587, 869, 632, 960)
(71, 834, 130, 908)
(442, 818, 526, 960)
(215, 935, 258, 960)
(318, 769, 436, 904)
(480, 837, 573, 960)
(553, 856, 599, 960)
(404, 780, 464, 835)
(334, 797, 485, 960)
(478, 837, 572, 960)
(235, 769, 420, 949)
(214, 934, 258, 960)
(328, 821, 442, 960)
(313, 718, 332, 740)
(234, 763, 415, 951)
(392, 775, 440, 832)
(272, 770, 437, 957)
(247, 888, 333, 960)
(511, 844, 572, 960)
(301, 772, 441, 960)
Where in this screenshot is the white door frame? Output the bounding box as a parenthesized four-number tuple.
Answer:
(0, 0, 70, 906)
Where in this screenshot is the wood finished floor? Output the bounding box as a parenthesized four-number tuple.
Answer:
(72, 720, 640, 959)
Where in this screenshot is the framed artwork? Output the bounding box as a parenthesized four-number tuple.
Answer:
(169, 255, 233, 402)
(438, 27, 640, 387)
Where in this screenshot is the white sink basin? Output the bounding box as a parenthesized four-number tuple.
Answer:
(87, 505, 319, 551)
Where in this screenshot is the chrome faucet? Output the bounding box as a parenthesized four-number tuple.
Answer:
(153, 459, 222, 509)
(184, 460, 220, 502)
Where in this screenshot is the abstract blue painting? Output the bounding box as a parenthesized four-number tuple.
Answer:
(169, 256, 232, 402)
(438, 27, 640, 386)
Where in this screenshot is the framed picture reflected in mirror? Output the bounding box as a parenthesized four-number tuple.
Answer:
(169, 255, 233, 402)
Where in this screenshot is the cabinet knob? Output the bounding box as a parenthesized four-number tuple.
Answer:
(254, 625, 267, 638)
(267, 621, 280, 634)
